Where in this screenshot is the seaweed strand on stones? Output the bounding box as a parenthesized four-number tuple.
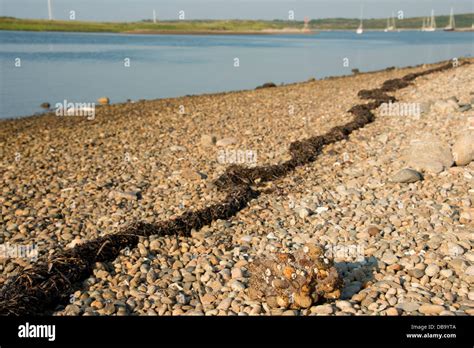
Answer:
(0, 60, 464, 316)
(0, 186, 259, 316)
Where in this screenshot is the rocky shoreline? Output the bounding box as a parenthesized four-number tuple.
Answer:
(0, 59, 473, 316)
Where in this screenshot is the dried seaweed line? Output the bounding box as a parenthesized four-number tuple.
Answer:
(0, 60, 463, 316)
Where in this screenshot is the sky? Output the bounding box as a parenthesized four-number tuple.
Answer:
(0, 0, 473, 21)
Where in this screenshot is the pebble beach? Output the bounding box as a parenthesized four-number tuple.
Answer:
(0, 59, 473, 316)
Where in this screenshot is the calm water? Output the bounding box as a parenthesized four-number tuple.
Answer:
(0, 30, 473, 119)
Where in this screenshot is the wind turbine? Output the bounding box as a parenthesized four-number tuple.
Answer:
(47, 0, 53, 20)
(153, 9, 157, 24)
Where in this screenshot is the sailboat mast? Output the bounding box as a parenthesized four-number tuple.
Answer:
(47, 0, 53, 20)
(450, 8, 455, 28)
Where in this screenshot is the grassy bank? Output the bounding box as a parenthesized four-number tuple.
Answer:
(0, 14, 473, 34)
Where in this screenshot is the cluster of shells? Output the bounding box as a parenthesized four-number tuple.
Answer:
(248, 244, 342, 309)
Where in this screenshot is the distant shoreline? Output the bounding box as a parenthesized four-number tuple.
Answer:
(0, 16, 473, 35)
(2, 28, 473, 36)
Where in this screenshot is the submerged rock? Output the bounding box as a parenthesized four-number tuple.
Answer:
(97, 97, 110, 105)
(256, 82, 277, 89)
(248, 244, 342, 309)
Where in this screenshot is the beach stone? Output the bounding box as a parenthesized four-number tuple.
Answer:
(432, 99, 458, 113)
(390, 168, 423, 183)
(386, 307, 399, 316)
(248, 244, 342, 309)
(378, 134, 389, 144)
(149, 240, 160, 251)
(449, 259, 467, 274)
(108, 190, 141, 201)
(240, 235, 252, 243)
(201, 293, 216, 305)
(367, 226, 380, 237)
(460, 209, 474, 224)
(298, 207, 311, 219)
(468, 292, 474, 301)
(445, 242, 465, 257)
(169, 145, 186, 152)
(229, 280, 245, 292)
(440, 269, 453, 278)
(381, 250, 398, 265)
(102, 303, 116, 315)
(452, 131, 474, 166)
(310, 304, 334, 315)
(425, 264, 440, 277)
(408, 269, 424, 279)
(216, 137, 237, 147)
(315, 207, 329, 214)
(217, 298, 232, 311)
(66, 238, 85, 249)
(335, 300, 352, 310)
(419, 304, 444, 315)
(465, 265, 474, 277)
(396, 302, 420, 312)
(97, 97, 110, 105)
(200, 134, 217, 147)
(231, 267, 243, 279)
(466, 252, 474, 262)
(176, 293, 190, 305)
(405, 135, 454, 173)
(420, 101, 432, 114)
(65, 304, 82, 315)
(181, 169, 207, 181)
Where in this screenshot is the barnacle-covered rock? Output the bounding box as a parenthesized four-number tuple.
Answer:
(248, 244, 342, 309)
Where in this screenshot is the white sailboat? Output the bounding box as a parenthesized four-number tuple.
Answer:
(384, 12, 396, 32)
(444, 8, 455, 31)
(356, 6, 364, 34)
(424, 10, 436, 32)
(384, 18, 391, 32)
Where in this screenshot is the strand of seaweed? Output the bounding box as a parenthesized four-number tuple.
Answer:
(0, 60, 461, 316)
